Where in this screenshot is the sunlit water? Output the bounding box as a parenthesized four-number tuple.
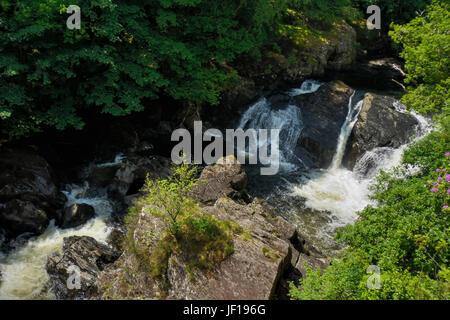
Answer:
(241, 82, 431, 254)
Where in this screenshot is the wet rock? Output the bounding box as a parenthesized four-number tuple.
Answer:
(294, 81, 354, 168)
(207, 77, 260, 127)
(46, 236, 120, 300)
(0, 148, 64, 221)
(345, 93, 419, 169)
(0, 199, 49, 236)
(107, 155, 172, 199)
(88, 164, 121, 188)
(191, 155, 249, 204)
(267, 93, 292, 109)
(0, 148, 64, 237)
(0, 148, 59, 202)
(59, 204, 96, 229)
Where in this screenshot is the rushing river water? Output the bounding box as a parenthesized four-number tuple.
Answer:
(0, 80, 431, 299)
(240, 80, 431, 255)
(0, 176, 116, 299)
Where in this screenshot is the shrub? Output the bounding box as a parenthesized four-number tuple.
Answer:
(389, 0, 450, 114)
(123, 162, 238, 278)
(289, 126, 450, 300)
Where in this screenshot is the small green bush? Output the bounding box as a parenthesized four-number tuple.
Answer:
(123, 162, 237, 278)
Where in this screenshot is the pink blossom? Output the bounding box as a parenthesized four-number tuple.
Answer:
(446, 152, 450, 157)
(438, 177, 443, 181)
(443, 205, 449, 209)
(431, 188, 439, 192)
(436, 169, 441, 172)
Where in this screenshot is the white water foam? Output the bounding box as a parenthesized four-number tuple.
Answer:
(289, 80, 323, 96)
(237, 80, 323, 171)
(0, 184, 113, 300)
(292, 97, 431, 228)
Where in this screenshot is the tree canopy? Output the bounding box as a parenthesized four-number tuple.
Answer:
(0, 0, 287, 137)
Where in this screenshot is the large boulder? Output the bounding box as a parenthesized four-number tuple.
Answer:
(87, 196, 295, 300)
(88, 163, 123, 188)
(0, 148, 64, 236)
(0, 199, 49, 236)
(344, 93, 419, 169)
(191, 155, 249, 204)
(294, 81, 355, 168)
(46, 236, 120, 300)
(0, 148, 59, 204)
(59, 204, 96, 229)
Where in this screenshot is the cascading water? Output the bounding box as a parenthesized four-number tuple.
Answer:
(237, 80, 322, 170)
(292, 92, 368, 234)
(288, 80, 323, 97)
(329, 92, 363, 170)
(0, 158, 121, 300)
(237, 80, 431, 254)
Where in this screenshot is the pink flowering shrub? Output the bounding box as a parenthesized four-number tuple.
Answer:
(429, 152, 450, 211)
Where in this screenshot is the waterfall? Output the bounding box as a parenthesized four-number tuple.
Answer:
(292, 98, 431, 233)
(330, 92, 363, 170)
(0, 162, 118, 300)
(234, 82, 431, 254)
(237, 80, 322, 170)
(288, 80, 322, 97)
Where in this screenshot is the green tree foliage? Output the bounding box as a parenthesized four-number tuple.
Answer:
(289, 123, 450, 300)
(389, 0, 449, 114)
(286, 0, 360, 25)
(352, 0, 430, 25)
(0, 0, 287, 137)
(140, 162, 198, 235)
